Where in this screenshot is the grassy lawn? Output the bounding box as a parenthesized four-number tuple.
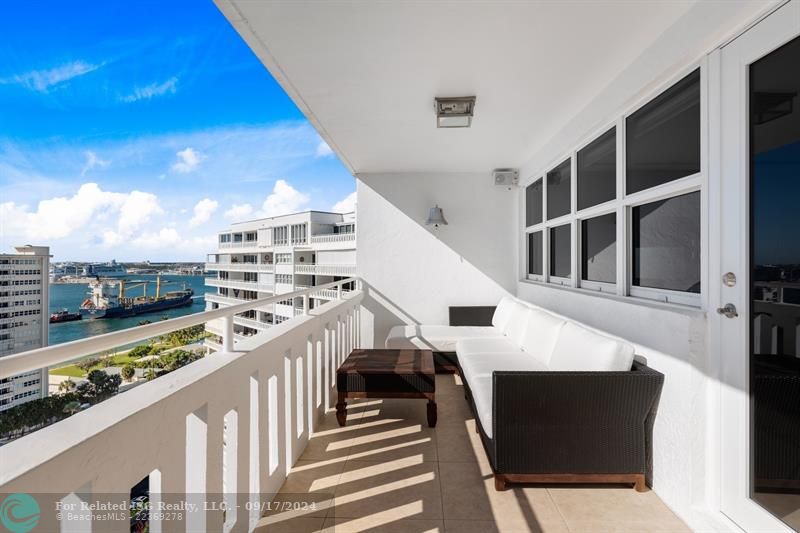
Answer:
(50, 364, 85, 377)
(51, 352, 153, 378)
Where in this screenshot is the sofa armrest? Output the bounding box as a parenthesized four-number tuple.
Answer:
(490, 361, 664, 476)
(449, 306, 496, 327)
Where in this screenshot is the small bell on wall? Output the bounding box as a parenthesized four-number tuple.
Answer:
(425, 205, 448, 228)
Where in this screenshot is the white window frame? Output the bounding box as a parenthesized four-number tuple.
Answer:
(522, 60, 706, 308)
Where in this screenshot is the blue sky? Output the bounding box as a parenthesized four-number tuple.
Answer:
(0, 1, 355, 262)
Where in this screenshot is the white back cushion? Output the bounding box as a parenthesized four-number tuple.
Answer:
(503, 304, 532, 348)
(549, 322, 635, 371)
(491, 296, 516, 331)
(519, 308, 566, 365)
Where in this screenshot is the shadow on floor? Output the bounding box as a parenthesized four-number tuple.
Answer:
(255, 374, 688, 533)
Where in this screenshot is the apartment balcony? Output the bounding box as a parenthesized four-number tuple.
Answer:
(205, 293, 251, 306)
(205, 277, 274, 292)
(295, 264, 357, 276)
(218, 240, 260, 250)
(233, 315, 272, 331)
(205, 262, 275, 273)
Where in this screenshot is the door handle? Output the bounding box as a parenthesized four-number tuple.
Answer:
(716, 303, 738, 318)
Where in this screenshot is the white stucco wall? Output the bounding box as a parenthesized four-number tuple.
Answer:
(356, 172, 516, 348)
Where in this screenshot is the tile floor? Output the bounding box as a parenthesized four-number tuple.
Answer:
(255, 374, 690, 532)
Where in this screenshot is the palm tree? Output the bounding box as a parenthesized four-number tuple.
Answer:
(58, 379, 76, 393)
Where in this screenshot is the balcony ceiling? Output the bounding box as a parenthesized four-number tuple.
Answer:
(215, 0, 698, 173)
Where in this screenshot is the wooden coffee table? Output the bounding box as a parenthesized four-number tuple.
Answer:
(336, 349, 437, 427)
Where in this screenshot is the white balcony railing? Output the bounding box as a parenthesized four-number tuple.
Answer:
(0, 278, 362, 532)
(205, 263, 274, 273)
(310, 233, 355, 244)
(218, 240, 259, 250)
(311, 288, 352, 300)
(205, 278, 274, 292)
(294, 264, 356, 276)
(205, 293, 248, 306)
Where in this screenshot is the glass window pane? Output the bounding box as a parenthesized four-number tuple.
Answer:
(578, 127, 616, 210)
(626, 69, 701, 194)
(749, 35, 800, 525)
(525, 179, 543, 226)
(550, 224, 571, 278)
(547, 159, 571, 220)
(632, 191, 701, 293)
(527, 231, 543, 276)
(581, 213, 616, 283)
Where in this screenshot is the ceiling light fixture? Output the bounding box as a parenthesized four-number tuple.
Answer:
(435, 96, 476, 128)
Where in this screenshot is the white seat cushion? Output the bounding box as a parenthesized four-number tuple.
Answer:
(519, 308, 566, 365)
(549, 322, 635, 372)
(503, 304, 532, 348)
(459, 350, 548, 380)
(464, 373, 494, 438)
(491, 296, 517, 331)
(456, 337, 522, 357)
(385, 324, 501, 352)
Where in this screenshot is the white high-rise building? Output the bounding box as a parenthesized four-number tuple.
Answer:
(204, 210, 355, 349)
(0, 245, 49, 411)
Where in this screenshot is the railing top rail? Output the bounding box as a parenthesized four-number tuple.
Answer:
(0, 277, 360, 380)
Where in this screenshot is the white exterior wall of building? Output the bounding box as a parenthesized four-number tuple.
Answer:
(0, 245, 49, 411)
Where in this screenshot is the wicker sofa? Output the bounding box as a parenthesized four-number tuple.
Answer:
(386, 296, 665, 491)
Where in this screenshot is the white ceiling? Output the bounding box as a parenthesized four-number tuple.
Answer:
(216, 0, 699, 174)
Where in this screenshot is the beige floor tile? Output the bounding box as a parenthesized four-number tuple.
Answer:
(548, 487, 689, 532)
(444, 518, 568, 532)
(322, 516, 444, 532)
(254, 515, 327, 532)
(332, 459, 443, 519)
(435, 421, 490, 466)
(280, 459, 347, 494)
(439, 461, 567, 531)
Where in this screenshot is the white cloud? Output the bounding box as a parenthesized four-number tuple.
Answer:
(171, 147, 204, 173)
(80, 150, 110, 176)
(224, 203, 254, 221)
(0, 183, 161, 243)
(121, 76, 178, 103)
(259, 179, 309, 217)
(332, 191, 356, 213)
(0, 60, 102, 92)
(189, 198, 218, 227)
(131, 228, 182, 249)
(315, 140, 333, 158)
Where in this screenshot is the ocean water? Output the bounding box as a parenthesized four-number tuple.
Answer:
(48, 274, 210, 346)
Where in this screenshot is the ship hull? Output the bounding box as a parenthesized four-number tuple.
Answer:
(80, 294, 194, 319)
(50, 314, 82, 323)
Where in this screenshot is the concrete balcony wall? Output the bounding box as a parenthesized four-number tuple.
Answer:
(0, 291, 363, 532)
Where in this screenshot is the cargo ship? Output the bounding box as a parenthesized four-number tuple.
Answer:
(49, 309, 82, 323)
(79, 277, 194, 319)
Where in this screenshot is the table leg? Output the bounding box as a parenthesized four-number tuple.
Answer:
(427, 398, 437, 428)
(336, 393, 347, 426)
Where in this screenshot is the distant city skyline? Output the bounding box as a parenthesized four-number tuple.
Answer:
(0, 1, 355, 262)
